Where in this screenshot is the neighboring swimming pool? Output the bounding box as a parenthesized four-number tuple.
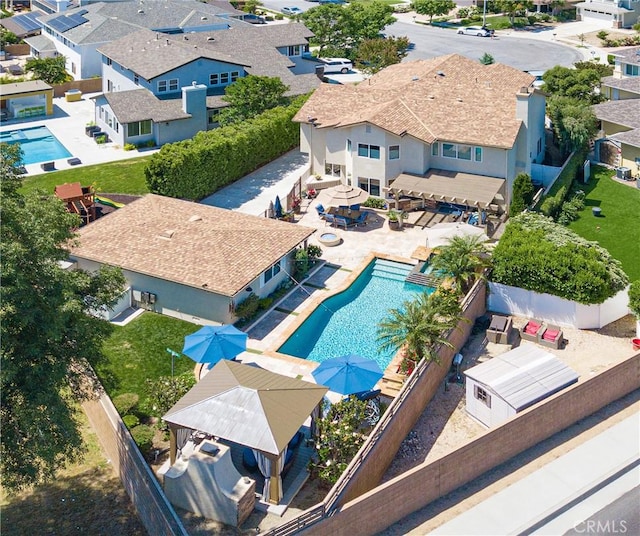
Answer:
(278, 258, 435, 371)
(0, 125, 72, 165)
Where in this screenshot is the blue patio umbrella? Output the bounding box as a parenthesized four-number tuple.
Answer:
(182, 325, 248, 365)
(312, 354, 384, 395)
(274, 195, 283, 219)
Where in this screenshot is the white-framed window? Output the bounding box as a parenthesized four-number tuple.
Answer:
(231, 71, 239, 82)
(158, 80, 167, 92)
(474, 147, 483, 162)
(624, 64, 639, 76)
(389, 145, 400, 160)
(431, 142, 439, 156)
(358, 143, 380, 159)
(210, 73, 219, 85)
(220, 72, 229, 84)
(347, 139, 352, 152)
(442, 143, 457, 158)
(169, 78, 178, 91)
(287, 45, 301, 56)
(442, 143, 482, 162)
(325, 163, 341, 177)
(474, 385, 491, 407)
(127, 120, 152, 137)
(358, 177, 380, 197)
(107, 79, 114, 92)
(458, 145, 472, 161)
(158, 78, 178, 93)
(262, 260, 282, 286)
(71, 62, 76, 74)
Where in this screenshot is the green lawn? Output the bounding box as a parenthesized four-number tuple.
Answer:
(568, 165, 640, 281)
(20, 157, 151, 196)
(98, 312, 198, 399)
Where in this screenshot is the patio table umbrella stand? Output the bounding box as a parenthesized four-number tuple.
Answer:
(182, 324, 248, 366)
(312, 354, 384, 396)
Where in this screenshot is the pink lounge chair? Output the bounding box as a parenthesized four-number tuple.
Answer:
(520, 319, 544, 342)
(540, 324, 563, 349)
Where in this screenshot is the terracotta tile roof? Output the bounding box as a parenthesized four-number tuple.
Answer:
(70, 195, 315, 297)
(295, 54, 536, 149)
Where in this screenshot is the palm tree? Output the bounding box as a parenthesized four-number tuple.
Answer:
(377, 288, 461, 367)
(430, 235, 490, 295)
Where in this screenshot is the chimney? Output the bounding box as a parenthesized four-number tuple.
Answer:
(182, 82, 206, 115)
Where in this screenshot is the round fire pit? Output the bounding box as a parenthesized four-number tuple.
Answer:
(318, 232, 341, 247)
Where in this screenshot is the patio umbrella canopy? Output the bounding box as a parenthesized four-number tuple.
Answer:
(425, 222, 489, 249)
(274, 195, 283, 218)
(312, 354, 384, 395)
(182, 325, 248, 365)
(324, 184, 370, 206)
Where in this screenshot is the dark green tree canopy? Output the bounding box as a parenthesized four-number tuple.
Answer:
(490, 212, 628, 304)
(24, 56, 71, 85)
(412, 0, 456, 23)
(493, 0, 534, 23)
(302, 2, 395, 55)
(1, 143, 126, 491)
(542, 64, 605, 104)
(628, 280, 640, 317)
(219, 75, 289, 125)
(509, 172, 535, 215)
(354, 36, 410, 74)
(546, 95, 598, 153)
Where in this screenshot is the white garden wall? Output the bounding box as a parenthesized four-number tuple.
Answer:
(487, 283, 630, 329)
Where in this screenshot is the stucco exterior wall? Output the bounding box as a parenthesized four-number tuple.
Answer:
(620, 143, 640, 171)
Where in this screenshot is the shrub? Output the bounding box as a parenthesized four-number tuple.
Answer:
(130, 424, 155, 454)
(307, 244, 323, 261)
(540, 185, 565, 219)
(113, 393, 139, 415)
(362, 197, 387, 209)
(509, 172, 534, 215)
(123, 414, 140, 428)
(538, 150, 586, 219)
(144, 373, 197, 420)
(145, 95, 307, 200)
(294, 248, 310, 279)
(490, 212, 629, 304)
(235, 292, 260, 321)
(258, 297, 274, 310)
(629, 280, 640, 317)
(607, 54, 616, 65)
(597, 30, 609, 41)
(457, 7, 469, 18)
(123, 143, 136, 151)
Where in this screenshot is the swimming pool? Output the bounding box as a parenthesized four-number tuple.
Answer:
(0, 125, 72, 165)
(278, 258, 435, 371)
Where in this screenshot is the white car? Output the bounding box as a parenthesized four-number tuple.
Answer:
(457, 26, 492, 37)
(281, 6, 303, 15)
(320, 58, 353, 74)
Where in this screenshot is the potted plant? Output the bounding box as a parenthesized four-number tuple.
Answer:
(292, 196, 301, 214)
(388, 210, 400, 230)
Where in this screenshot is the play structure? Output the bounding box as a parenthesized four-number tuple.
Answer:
(54, 182, 96, 225)
(95, 195, 124, 209)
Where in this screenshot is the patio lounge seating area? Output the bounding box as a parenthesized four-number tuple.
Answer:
(520, 319, 545, 342)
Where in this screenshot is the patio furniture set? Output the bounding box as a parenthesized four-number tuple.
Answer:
(486, 315, 564, 350)
(316, 203, 372, 229)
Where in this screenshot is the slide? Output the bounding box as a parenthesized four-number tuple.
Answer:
(95, 195, 124, 209)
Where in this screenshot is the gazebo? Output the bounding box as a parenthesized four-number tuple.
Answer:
(163, 360, 327, 504)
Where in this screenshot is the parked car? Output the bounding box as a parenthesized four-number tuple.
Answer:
(318, 0, 346, 4)
(281, 6, 303, 15)
(243, 13, 266, 24)
(457, 26, 492, 37)
(320, 57, 353, 74)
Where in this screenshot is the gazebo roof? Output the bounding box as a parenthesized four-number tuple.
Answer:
(163, 360, 327, 455)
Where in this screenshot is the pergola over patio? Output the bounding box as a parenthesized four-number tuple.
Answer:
(388, 169, 506, 210)
(163, 360, 327, 505)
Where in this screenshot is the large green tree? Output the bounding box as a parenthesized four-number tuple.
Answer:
(430, 235, 490, 295)
(218, 75, 289, 125)
(547, 95, 598, 153)
(509, 172, 535, 215)
(377, 287, 461, 365)
(301, 2, 395, 55)
(412, 0, 456, 24)
(542, 64, 604, 104)
(494, 0, 534, 23)
(354, 36, 411, 74)
(24, 56, 71, 85)
(1, 143, 126, 491)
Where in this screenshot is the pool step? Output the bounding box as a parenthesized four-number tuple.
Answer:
(405, 273, 440, 287)
(372, 268, 411, 282)
(373, 260, 414, 281)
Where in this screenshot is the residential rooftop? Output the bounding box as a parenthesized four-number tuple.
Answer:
(601, 75, 640, 93)
(69, 194, 316, 297)
(610, 46, 640, 66)
(294, 54, 537, 149)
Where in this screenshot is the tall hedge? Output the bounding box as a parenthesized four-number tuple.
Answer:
(144, 95, 308, 200)
(490, 212, 628, 304)
(539, 149, 585, 219)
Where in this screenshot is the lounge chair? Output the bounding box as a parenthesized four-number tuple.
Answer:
(540, 324, 563, 349)
(520, 319, 545, 342)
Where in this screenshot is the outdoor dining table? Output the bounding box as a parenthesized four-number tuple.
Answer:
(328, 207, 363, 223)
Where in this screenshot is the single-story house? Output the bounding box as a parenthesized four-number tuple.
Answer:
(68, 194, 316, 325)
(294, 54, 546, 212)
(464, 343, 579, 428)
(592, 99, 640, 171)
(0, 80, 54, 120)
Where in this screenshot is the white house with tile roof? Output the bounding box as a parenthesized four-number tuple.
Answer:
(294, 54, 547, 212)
(69, 195, 316, 325)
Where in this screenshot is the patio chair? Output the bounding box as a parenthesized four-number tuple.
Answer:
(315, 203, 326, 217)
(354, 211, 369, 226)
(540, 324, 563, 349)
(242, 448, 259, 472)
(334, 215, 350, 230)
(520, 319, 545, 342)
(349, 204, 360, 211)
(324, 213, 336, 226)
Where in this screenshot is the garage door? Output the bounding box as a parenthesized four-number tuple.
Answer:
(580, 8, 614, 22)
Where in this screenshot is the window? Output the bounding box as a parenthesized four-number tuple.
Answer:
(474, 385, 491, 407)
(287, 45, 301, 56)
(168, 78, 178, 91)
(158, 80, 167, 92)
(208, 109, 221, 125)
(347, 139, 352, 152)
(158, 78, 178, 93)
(474, 147, 483, 162)
(442, 143, 457, 158)
(231, 71, 239, 82)
(458, 145, 471, 161)
(262, 260, 282, 286)
(134, 74, 139, 85)
(220, 72, 229, 84)
(107, 79, 114, 92)
(537, 137, 542, 155)
(389, 145, 400, 160)
(625, 64, 639, 76)
(71, 62, 76, 74)
(358, 177, 380, 197)
(431, 142, 439, 156)
(210, 73, 219, 85)
(325, 163, 341, 177)
(127, 120, 152, 137)
(358, 143, 380, 159)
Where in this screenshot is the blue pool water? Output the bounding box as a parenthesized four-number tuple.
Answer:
(278, 259, 434, 370)
(0, 126, 72, 165)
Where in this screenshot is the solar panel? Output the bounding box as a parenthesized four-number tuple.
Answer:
(67, 14, 87, 25)
(13, 12, 42, 33)
(48, 16, 72, 32)
(47, 12, 88, 33)
(77, 9, 88, 15)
